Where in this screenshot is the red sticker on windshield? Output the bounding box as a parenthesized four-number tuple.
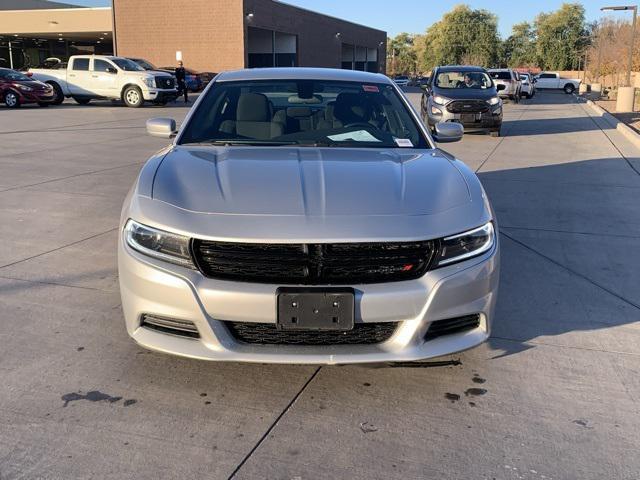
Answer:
(363, 85, 379, 92)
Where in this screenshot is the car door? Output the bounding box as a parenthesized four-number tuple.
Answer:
(92, 58, 118, 98)
(536, 73, 556, 89)
(67, 57, 93, 96)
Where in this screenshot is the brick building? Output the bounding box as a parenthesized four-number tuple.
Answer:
(112, 0, 386, 74)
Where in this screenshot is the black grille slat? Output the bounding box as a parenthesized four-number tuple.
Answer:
(424, 315, 481, 340)
(226, 322, 398, 345)
(192, 240, 436, 284)
(446, 100, 490, 114)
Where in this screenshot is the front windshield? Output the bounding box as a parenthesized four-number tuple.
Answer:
(0, 69, 31, 81)
(112, 58, 145, 72)
(435, 71, 492, 89)
(134, 59, 156, 70)
(179, 79, 429, 149)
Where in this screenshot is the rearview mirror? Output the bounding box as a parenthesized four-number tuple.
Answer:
(432, 122, 463, 143)
(496, 84, 506, 91)
(146, 117, 177, 139)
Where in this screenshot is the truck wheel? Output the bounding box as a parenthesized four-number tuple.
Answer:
(4, 91, 20, 108)
(123, 86, 144, 108)
(49, 82, 64, 105)
(564, 84, 575, 94)
(73, 96, 91, 105)
(490, 128, 501, 138)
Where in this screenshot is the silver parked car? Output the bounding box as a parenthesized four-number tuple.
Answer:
(488, 68, 521, 103)
(118, 68, 500, 364)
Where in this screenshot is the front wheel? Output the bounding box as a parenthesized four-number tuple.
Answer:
(49, 82, 64, 105)
(4, 91, 20, 108)
(73, 96, 91, 105)
(563, 84, 575, 94)
(123, 86, 144, 108)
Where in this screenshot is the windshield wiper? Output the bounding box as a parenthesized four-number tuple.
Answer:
(186, 140, 299, 146)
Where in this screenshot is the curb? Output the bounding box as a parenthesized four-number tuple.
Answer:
(581, 98, 640, 150)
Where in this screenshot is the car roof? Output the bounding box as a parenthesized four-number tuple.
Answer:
(436, 65, 488, 73)
(216, 67, 390, 84)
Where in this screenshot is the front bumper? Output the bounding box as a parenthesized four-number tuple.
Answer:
(426, 101, 502, 132)
(143, 88, 179, 102)
(118, 234, 500, 364)
(18, 89, 55, 104)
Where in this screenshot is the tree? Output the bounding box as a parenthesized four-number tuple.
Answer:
(534, 3, 589, 70)
(421, 5, 500, 70)
(501, 22, 537, 68)
(387, 33, 418, 76)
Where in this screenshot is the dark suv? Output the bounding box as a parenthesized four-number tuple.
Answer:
(421, 65, 505, 137)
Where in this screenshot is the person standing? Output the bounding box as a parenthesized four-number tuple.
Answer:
(175, 61, 188, 103)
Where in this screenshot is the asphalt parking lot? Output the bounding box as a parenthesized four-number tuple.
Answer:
(1, 90, 639, 480)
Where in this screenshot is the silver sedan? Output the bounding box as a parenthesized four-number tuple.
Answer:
(118, 68, 499, 364)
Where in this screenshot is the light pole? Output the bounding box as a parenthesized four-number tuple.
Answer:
(601, 5, 637, 87)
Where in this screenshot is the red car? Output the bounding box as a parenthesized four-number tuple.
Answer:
(0, 68, 56, 108)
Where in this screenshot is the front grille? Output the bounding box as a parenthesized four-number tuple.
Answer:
(446, 100, 490, 114)
(155, 76, 175, 89)
(192, 240, 437, 285)
(141, 314, 200, 338)
(226, 322, 398, 345)
(424, 314, 481, 340)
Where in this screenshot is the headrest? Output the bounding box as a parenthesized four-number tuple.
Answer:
(286, 107, 312, 118)
(237, 93, 270, 122)
(334, 93, 367, 123)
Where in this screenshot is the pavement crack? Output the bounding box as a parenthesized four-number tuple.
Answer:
(227, 366, 322, 479)
(500, 231, 640, 311)
(0, 161, 143, 194)
(501, 225, 640, 240)
(0, 227, 117, 270)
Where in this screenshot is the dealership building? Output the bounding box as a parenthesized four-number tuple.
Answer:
(0, 0, 386, 74)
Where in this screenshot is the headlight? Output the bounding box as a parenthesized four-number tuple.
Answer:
(430, 105, 443, 116)
(488, 96, 500, 106)
(124, 219, 195, 268)
(434, 222, 495, 267)
(18, 84, 33, 91)
(143, 76, 155, 88)
(432, 95, 449, 106)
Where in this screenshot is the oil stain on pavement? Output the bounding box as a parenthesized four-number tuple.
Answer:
(61, 390, 137, 407)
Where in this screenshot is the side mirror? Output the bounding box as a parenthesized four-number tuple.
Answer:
(496, 84, 506, 91)
(433, 122, 463, 143)
(147, 117, 177, 139)
(106, 67, 117, 74)
(419, 84, 428, 91)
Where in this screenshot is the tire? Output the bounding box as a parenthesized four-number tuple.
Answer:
(563, 84, 575, 94)
(4, 90, 20, 108)
(490, 128, 501, 138)
(38, 102, 50, 107)
(73, 96, 91, 105)
(48, 82, 64, 105)
(123, 86, 144, 108)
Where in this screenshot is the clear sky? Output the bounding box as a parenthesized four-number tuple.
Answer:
(65, 1, 632, 37)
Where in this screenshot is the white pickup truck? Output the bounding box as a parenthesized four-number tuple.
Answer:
(29, 55, 178, 107)
(533, 72, 581, 94)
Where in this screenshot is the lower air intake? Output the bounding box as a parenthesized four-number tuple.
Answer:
(141, 314, 200, 339)
(225, 322, 398, 345)
(424, 314, 481, 340)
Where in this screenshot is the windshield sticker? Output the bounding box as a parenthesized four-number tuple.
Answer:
(327, 130, 382, 143)
(394, 138, 414, 147)
(362, 85, 380, 93)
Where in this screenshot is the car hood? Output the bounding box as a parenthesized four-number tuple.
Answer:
(432, 87, 498, 100)
(18, 80, 50, 90)
(151, 146, 470, 217)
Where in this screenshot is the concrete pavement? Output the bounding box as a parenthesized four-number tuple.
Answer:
(0, 92, 639, 480)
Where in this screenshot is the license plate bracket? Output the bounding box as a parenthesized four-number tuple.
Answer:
(460, 113, 480, 123)
(277, 287, 355, 331)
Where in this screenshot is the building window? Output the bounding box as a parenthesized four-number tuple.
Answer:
(341, 43, 378, 72)
(247, 27, 297, 68)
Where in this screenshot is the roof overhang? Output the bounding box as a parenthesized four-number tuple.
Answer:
(0, 7, 112, 38)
